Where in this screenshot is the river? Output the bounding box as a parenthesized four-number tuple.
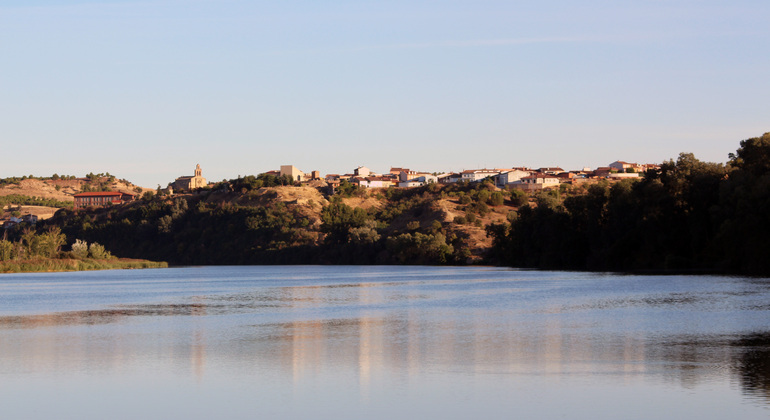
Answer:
(0, 266, 768, 419)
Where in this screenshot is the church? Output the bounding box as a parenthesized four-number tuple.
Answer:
(172, 164, 208, 191)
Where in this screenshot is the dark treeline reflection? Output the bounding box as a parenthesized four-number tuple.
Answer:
(733, 333, 770, 402)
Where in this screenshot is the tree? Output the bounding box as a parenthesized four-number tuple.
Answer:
(509, 189, 528, 207)
(20, 228, 38, 258)
(728, 132, 770, 176)
(37, 226, 66, 258)
(320, 200, 370, 243)
(490, 191, 504, 206)
(0, 240, 13, 261)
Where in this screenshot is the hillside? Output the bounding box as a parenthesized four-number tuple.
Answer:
(0, 177, 150, 201)
(0, 176, 152, 221)
(36, 179, 535, 266)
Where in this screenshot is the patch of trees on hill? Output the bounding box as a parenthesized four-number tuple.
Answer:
(0, 194, 73, 209)
(48, 178, 509, 266)
(487, 133, 770, 275)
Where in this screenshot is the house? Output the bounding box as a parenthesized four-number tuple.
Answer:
(279, 165, 321, 183)
(398, 180, 424, 188)
(22, 214, 38, 225)
(398, 170, 418, 182)
(640, 163, 661, 173)
(352, 176, 395, 188)
(399, 171, 436, 182)
(73, 191, 135, 210)
(3, 217, 22, 230)
(537, 167, 564, 175)
(609, 161, 634, 171)
(352, 166, 373, 177)
(324, 174, 341, 194)
(397, 170, 437, 187)
(609, 172, 640, 179)
(461, 169, 500, 183)
(609, 161, 649, 173)
(594, 167, 613, 178)
(172, 164, 208, 191)
(513, 174, 561, 190)
(438, 173, 462, 184)
(495, 169, 532, 187)
(280, 165, 306, 182)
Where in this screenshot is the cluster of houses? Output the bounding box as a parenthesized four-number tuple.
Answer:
(282, 160, 661, 193)
(163, 161, 660, 196)
(2, 214, 38, 230)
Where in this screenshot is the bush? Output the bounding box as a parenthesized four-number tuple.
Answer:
(490, 191, 504, 206)
(510, 189, 529, 207)
(88, 242, 113, 259)
(71, 239, 89, 258)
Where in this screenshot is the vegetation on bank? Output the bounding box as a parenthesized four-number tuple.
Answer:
(487, 133, 770, 275)
(0, 227, 166, 273)
(0, 258, 168, 273)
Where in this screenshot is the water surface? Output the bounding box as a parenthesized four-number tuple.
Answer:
(1, 266, 768, 419)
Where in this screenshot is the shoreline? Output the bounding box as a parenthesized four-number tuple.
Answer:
(0, 258, 168, 274)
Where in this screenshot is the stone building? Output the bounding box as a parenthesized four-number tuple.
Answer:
(173, 164, 208, 191)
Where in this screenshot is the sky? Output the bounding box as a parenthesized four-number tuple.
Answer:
(1, 0, 769, 187)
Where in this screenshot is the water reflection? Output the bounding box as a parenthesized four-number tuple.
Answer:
(1, 268, 769, 415)
(733, 334, 770, 402)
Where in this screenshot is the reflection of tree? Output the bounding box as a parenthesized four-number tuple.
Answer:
(733, 333, 770, 402)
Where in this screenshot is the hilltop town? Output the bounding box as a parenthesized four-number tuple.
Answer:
(0, 157, 665, 269)
(156, 159, 660, 197)
(266, 160, 659, 192)
(1, 160, 658, 228)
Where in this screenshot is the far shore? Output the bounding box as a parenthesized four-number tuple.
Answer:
(0, 258, 168, 274)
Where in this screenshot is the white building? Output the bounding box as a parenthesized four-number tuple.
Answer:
(354, 166, 371, 177)
(496, 169, 532, 187)
(460, 169, 500, 183)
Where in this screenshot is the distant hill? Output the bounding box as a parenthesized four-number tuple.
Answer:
(0, 177, 150, 202)
(44, 181, 526, 266)
(0, 176, 152, 221)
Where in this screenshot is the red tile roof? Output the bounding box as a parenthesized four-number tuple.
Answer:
(73, 192, 123, 197)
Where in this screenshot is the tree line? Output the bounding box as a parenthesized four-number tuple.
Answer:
(487, 133, 770, 275)
(45, 177, 510, 265)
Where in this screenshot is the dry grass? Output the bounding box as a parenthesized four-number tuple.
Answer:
(0, 258, 168, 274)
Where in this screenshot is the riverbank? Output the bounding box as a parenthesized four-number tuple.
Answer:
(0, 257, 168, 273)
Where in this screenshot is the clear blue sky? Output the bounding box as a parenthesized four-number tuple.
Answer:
(2, 0, 768, 187)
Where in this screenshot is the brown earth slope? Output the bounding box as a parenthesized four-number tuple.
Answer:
(0, 178, 150, 201)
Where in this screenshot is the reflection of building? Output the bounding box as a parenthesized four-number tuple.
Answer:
(172, 164, 208, 191)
